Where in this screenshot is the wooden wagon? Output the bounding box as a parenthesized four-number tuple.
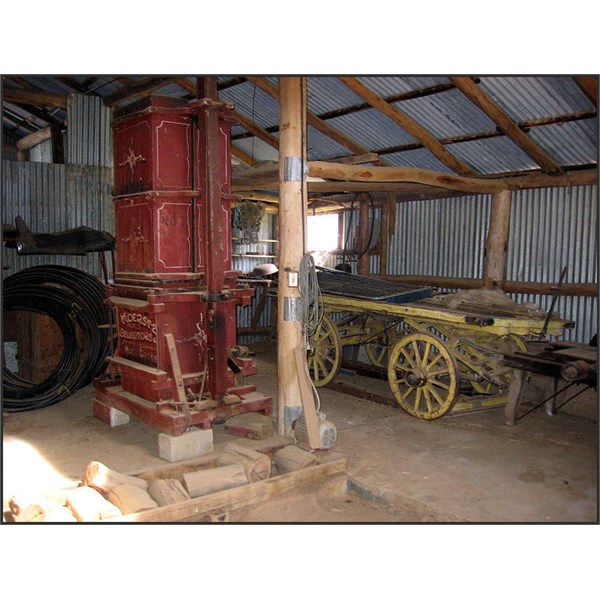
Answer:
(307, 269, 574, 420)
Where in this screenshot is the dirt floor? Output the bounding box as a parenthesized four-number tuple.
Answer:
(2, 340, 598, 523)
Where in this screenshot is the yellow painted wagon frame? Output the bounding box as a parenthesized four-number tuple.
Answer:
(307, 292, 573, 420)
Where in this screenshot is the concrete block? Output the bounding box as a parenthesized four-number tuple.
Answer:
(158, 427, 214, 463)
(93, 399, 131, 427)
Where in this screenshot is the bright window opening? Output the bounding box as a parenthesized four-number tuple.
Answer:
(307, 213, 339, 252)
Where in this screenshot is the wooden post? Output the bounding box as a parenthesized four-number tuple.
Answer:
(277, 77, 308, 435)
(483, 189, 512, 289)
(357, 200, 370, 275)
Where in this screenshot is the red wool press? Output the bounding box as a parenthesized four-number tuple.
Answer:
(94, 79, 272, 436)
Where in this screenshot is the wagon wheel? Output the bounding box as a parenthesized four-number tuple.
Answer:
(364, 316, 402, 368)
(387, 332, 460, 420)
(308, 313, 342, 387)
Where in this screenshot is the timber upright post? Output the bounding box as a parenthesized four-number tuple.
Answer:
(277, 77, 309, 435)
(483, 189, 512, 289)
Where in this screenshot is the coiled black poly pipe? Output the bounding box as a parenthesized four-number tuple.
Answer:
(2, 265, 114, 411)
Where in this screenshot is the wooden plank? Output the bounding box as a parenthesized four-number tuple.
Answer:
(294, 349, 322, 449)
(338, 76, 478, 176)
(165, 332, 191, 418)
(109, 458, 347, 522)
(450, 77, 563, 174)
(552, 347, 597, 363)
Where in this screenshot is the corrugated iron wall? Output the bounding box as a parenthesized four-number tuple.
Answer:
(384, 186, 597, 343)
(506, 185, 597, 343)
(66, 94, 113, 167)
(2, 161, 114, 278)
(3, 95, 114, 280)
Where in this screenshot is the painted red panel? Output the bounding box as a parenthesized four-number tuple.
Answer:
(113, 98, 192, 196)
(114, 195, 194, 274)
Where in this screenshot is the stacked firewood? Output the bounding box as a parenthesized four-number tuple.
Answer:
(4, 443, 318, 522)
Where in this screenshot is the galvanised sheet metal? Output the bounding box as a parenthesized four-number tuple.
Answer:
(219, 80, 280, 130)
(436, 194, 491, 278)
(2, 160, 113, 279)
(449, 136, 539, 174)
(393, 88, 498, 138)
(527, 119, 598, 167)
(357, 76, 450, 97)
(388, 198, 443, 276)
(306, 125, 352, 160)
(383, 147, 454, 172)
(306, 77, 364, 114)
(66, 94, 113, 167)
(232, 137, 279, 162)
(384, 186, 596, 343)
(327, 107, 418, 149)
(478, 76, 595, 122)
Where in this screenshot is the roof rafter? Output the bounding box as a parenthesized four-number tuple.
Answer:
(233, 110, 279, 150)
(450, 76, 563, 174)
(573, 76, 597, 106)
(102, 76, 181, 107)
(2, 86, 68, 109)
(231, 144, 259, 166)
(245, 76, 388, 165)
(338, 76, 479, 177)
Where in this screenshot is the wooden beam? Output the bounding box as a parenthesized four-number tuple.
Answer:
(307, 161, 508, 193)
(236, 191, 279, 203)
(246, 76, 387, 164)
(231, 145, 258, 166)
(573, 76, 597, 106)
(483, 189, 511, 288)
(379, 274, 597, 297)
(504, 168, 596, 190)
(2, 87, 68, 109)
(16, 125, 53, 150)
(450, 76, 563, 175)
(55, 76, 101, 96)
(338, 76, 479, 177)
(102, 76, 181, 107)
(328, 152, 380, 165)
(233, 110, 280, 150)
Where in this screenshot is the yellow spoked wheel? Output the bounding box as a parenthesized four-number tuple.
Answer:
(364, 317, 402, 368)
(387, 332, 460, 420)
(308, 313, 342, 387)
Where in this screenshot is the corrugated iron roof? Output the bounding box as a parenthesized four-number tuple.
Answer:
(327, 107, 418, 149)
(478, 76, 595, 121)
(393, 88, 498, 137)
(528, 118, 598, 166)
(450, 136, 539, 174)
(2, 75, 597, 176)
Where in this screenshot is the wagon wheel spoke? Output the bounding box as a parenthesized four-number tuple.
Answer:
(388, 332, 460, 421)
(308, 313, 342, 388)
